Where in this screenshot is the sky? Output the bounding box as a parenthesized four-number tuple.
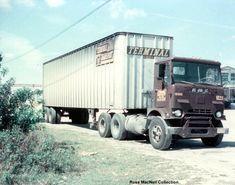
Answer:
(0, 0, 235, 84)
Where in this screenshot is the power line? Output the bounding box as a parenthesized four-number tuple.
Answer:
(3, 0, 112, 64)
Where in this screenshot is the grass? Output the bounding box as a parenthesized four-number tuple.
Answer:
(0, 126, 80, 185)
(47, 124, 206, 185)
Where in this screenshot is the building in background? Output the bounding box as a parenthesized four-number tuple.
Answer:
(221, 66, 235, 107)
(12, 84, 42, 91)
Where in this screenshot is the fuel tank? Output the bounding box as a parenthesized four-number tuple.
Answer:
(125, 114, 147, 135)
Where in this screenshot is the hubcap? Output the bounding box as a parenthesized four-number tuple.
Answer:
(152, 125, 162, 143)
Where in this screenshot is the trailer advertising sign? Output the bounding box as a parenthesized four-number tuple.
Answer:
(127, 46, 170, 58)
(96, 38, 114, 66)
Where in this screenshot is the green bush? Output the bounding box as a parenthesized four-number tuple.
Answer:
(0, 126, 80, 185)
(0, 55, 80, 184)
(0, 87, 43, 132)
(0, 55, 43, 131)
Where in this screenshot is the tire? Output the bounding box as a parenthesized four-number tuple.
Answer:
(49, 108, 56, 124)
(48, 108, 61, 124)
(148, 116, 172, 150)
(56, 112, 61, 124)
(111, 113, 127, 140)
(201, 121, 224, 147)
(44, 107, 50, 123)
(98, 113, 112, 137)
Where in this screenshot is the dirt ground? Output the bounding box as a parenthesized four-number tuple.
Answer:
(43, 110, 235, 185)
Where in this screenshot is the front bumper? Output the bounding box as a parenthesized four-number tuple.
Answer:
(168, 127, 229, 138)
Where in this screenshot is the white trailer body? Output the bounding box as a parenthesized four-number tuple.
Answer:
(43, 32, 173, 110)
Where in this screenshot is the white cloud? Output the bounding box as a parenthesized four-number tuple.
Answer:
(231, 35, 235, 40)
(109, 0, 125, 18)
(0, 32, 45, 83)
(124, 8, 146, 19)
(44, 0, 65, 7)
(0, 0, 65, 9)
(93, 0, 146, 20)
(0, 0, 11, 9)
(17, 0, 35, 7)
(0, 32, 44, 66)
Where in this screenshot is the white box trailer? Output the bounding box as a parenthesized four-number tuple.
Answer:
(43, 32, 173, 110)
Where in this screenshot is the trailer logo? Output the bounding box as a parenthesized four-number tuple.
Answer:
(127, 46, 170, 58)
(96, 38, 114, 66)
(156, 90, 166, 101)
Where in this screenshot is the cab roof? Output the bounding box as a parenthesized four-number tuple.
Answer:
(156, 57, 221, 65)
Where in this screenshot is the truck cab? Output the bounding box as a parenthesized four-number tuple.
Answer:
(147, 57, 229, 149)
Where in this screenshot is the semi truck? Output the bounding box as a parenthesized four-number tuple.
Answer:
(43, 32, 229, 150)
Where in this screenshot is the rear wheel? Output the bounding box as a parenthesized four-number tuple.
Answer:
(148, 116, 172, 150)
(44, 107, 50, 123)
(49, 108, 61, 124)
(111, 113, 127, 140)
(201, 120, 223, 147)
(98, 113, 112, 137)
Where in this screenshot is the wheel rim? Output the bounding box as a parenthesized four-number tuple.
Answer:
(99, 118, 106, 133)
(152, 125, 162, 143)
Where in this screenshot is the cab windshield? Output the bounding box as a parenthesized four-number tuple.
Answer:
(173, 60, 222, 86)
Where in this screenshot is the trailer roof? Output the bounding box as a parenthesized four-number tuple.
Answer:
(44, 31, 173, 65)
(156, 56, 221, 65)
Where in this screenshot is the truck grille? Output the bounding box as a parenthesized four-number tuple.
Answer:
(188, 109, 212, 114)
(184, 116, 213, 128)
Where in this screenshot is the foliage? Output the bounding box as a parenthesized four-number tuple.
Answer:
(0, 55, 80, 185)
(0, 55, 43, 131)
(0, 126, 80, 185)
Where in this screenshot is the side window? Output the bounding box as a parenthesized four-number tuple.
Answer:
(157, 63, 170, 86)
(158, 64, 165, 78)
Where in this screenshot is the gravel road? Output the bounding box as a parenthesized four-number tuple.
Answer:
(43, 110, 235, 185)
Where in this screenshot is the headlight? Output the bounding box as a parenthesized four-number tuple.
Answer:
(173, 109, 182, 117)
(215, 111, 222, 118)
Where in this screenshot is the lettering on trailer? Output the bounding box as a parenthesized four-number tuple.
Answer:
(127, 46, 170, 58)
(96, 38, 114, 66)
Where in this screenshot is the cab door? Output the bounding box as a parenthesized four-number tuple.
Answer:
(154, 62, 171, 108)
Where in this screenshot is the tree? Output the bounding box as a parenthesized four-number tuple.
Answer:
(0, 55, 42, 131)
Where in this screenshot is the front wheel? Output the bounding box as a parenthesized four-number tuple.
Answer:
(148, 116, 172, 150)
(201, 121, 224, 147)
